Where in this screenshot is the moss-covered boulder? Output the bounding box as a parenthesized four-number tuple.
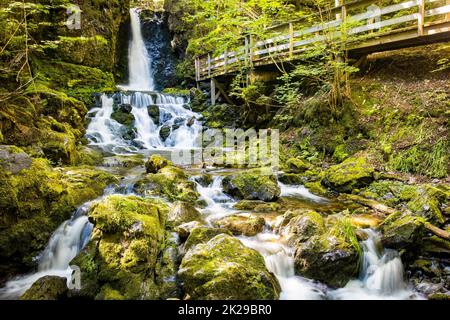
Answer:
(222, 168, 281, 202)
(404, 185, 447, 225)
(233, 200, 281, 212)
(134, 165, 200, 204)
(71, 195, 178, 300)
(194, 174, 214, 187)
(277, 210, 325, 246)
(0, 159, 118, 278)
(183, 227, 232, 251)
(101, 154, 145, 168)
(285, 158, 311, 174)
(20, 276, 68, 301)
(322, 155, 375, 193)
(213, 214, 265, 237)
(379, 212, 426, 249)
(178, 234, 281, 300)
(168, 201, 204, 227)
(277, 173, 303, 185)
(145, 154, 173, 174)
(147, 105, 160, 124)
(293, 215, 360, 287)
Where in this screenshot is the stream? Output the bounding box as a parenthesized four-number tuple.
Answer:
(0, 7, 423, 300)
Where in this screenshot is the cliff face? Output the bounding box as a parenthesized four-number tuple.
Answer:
(0, 0, 130, 165)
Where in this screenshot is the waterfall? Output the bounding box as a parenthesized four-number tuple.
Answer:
(126, 8, 154, 91)
(329, 229, 420, 300)
(0, 203, 94, 299)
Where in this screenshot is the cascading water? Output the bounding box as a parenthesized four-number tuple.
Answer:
(0, 203, 94, 299)
(329, 229, 421, 300)
(125, 8, 154, 91)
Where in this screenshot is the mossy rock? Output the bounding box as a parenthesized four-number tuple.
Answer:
(278, 210, 325, 246)
(175, 221, 205, 241)
(134, 165, 200, 204)
(179, 234, 281, 300)
(322, 155, 375, 193)
(222, 168, 281, 202)
(145, 154, 173, 174)
(285, 158, 311, 174)
(168, 201, 204, 227)
(233, 200, 281, 212)
(278, 173, 303, 185)
(71, 195, 175, 300)
(0, 145, 32, 174)
(213, 214, 266, 237)
(193, 174, 214, 187)
(20, 276, 68, 300)
(101, 154, 144, 168)
(293, 215, 360, 287)
(379, 212, 426, 249)
(184, 227, 232, 251)
(0, 159, 118, 278)
(406, 185, 446, 225)
(76, 146, 104, 166)
(147, 105, 160, 124)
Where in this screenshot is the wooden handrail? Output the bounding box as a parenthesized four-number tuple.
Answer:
(196, 0, 450, 80)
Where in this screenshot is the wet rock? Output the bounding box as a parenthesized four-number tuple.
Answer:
(278, 210, 325, 245)
(178, 234, 281, 300)
(405, 185, 447, 225)
(194, 174, 213, 187)
(184, 227, 232, 251)
(285, 158, 311, 174)
(379, 212, 426, 249)
(278, 173, 303, 185)
(71, 195, 175, 300)
(172, 117, 185, 131)
(168, 201, 204, 227)
(20, 276, 68, 300)
(102, 155, 144, 168)
(134, 165, 200, 204)
(159, 125, 171, 141)
(187, 117, 196, 127)
(222, 168, 281, 202)
(145, 154, 172, 174)
(147, 105, 160, 124)
(322, 155, 375, 193)
(0, 145, 32, 174)
(213, 214, 266, 237)
(293, 215, 360, 287)
(175, 221, 205, 241)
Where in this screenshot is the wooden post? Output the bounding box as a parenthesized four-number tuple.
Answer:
(224, 49, 228, 74)
(418, 0, 425, 36)
(289, 22, 294, 59)
(211, 78, 216, 106)
(208, 53, 212, 78)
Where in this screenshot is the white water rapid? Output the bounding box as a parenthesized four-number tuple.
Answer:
(330, 229, 421, 300)
(0, 203, 94, 299)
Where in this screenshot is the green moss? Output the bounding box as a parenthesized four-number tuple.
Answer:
(222, 168, 281, 202)
(184, 227, 232, 251)
(332, 144, 349, 163)
(322, 155, 375, 193)
(285, 158, 311, 173)
(179, 234, 281, 300)
(233, 200, 281, 212)
(145, 154, 173, 174)
(213, 214, 266, 236)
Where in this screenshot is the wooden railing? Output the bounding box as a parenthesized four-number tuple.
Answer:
(195, 0, 450, 81)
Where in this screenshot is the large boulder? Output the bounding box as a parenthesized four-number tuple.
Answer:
(222, 168, 281, 202)
(183, 227, 232, 251)
(20, 276, 68, 300)
(168, 201, 204, 227)
(213, 214, 265, 237)
(322, 155, 375, 193)
(379, 212, 426, 250)
(293, 215, 360, 288)
(285, 158, 311, 174)
(178, 234, 281, 300)
(175, 221, 205, 241)
(134, 164, 200, 204)
(277, 210, 325, 246)
(70, 195, 177, 300)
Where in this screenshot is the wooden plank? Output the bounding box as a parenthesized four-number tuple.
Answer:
(418, 0, 425, 35)
(214, 79, 234, 105)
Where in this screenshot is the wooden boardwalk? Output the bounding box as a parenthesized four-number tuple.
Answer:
(195, 0, 450, 86)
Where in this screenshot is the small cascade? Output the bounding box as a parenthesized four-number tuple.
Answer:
(238, 234, 326, 300)
(279, 182, 328, 203)
(0, 203, 94, 299)
(330, 229, 419, 300)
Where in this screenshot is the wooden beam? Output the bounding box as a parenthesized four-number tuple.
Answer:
(211, 78, 216, 106)
(213, 79, 234, 105)
(418, 0, 425, 36)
